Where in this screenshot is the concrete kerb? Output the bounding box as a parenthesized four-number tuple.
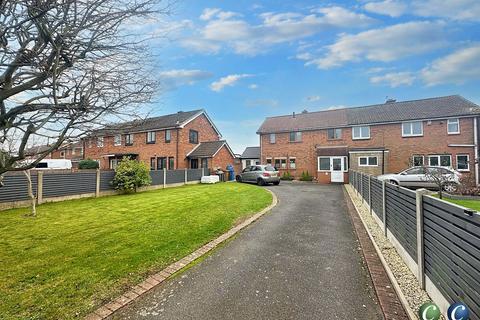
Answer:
(344, 185, 417, 320)
(85, 188, 278, 320)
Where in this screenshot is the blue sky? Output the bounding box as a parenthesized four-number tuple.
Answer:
(144, 0, 480, 153)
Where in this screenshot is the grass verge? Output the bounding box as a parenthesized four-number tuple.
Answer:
(0, 183, 272, 319)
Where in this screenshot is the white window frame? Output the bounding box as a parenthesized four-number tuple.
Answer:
(358, 156, 378, 167)
(114, 134, 121, 146)
(317, 156, 349, 172)
(352, 126, 370, 140)
(125, 134, 134, 146)
(269, 133, 276, 144)
(289, 157, 296, 169)
(412, 155, 424, 166)
(456, 154, 470, 172)
(402, 121, 423, 137)
(289, 131, 302, 142)
(327, 128, 342, 140)
(146, 131, 156, 144)
(428, 155, 452, 167)
(447, 118, 460, 134)
(318, 157, 331, 172)
(97, 137, 104, 147)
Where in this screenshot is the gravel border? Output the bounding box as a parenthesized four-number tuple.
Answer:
(344, 185, 442, 320)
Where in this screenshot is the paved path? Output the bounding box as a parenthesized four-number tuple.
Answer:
(111, 182, 383, 320)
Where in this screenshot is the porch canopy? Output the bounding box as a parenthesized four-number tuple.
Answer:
(316, 146, 349, 156)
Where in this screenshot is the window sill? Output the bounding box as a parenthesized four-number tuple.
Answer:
(146, 142, 156, 144)
(358, 165, 379, 167)
(457, 169, 470, 172)
(327, 138, 342, 141)
(352, 137, 370, 140)
(447, 132, 460, 135)
(402, 135, 423, 138)
(289, 141, 302, 143)
(125, 144, 133, 146)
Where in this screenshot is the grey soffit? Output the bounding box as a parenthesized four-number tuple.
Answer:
(316, 146, 349, 156)
(257, 95, 480, 133)
(93, 110, 203, 135)
(240, 146, 260, 159)
(187, 141, 226, 158)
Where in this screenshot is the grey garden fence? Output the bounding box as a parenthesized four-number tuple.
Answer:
(349, 170, 480, 319)
(0, 168, 208, 209)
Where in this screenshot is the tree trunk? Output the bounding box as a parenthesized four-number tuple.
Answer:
(23, 170, 36, 217)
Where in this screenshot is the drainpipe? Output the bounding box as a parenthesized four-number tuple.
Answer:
(382, 150, 385, 175)
(475, 117, 479, 185)
(176, 128, 180, 169)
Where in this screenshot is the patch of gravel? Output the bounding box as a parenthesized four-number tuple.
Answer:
(345, 185, 442, 319)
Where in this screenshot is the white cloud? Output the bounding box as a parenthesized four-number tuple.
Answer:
(210, 74, 253, 92)
(304, 21, 447, 69)
(412, 0, 480, 21)
(159, 69, 213, 90)
(370, 71, 416, 87)
(306, 95, 321, 102)
(364, 0, 408, 17)
(421, 45, 480, 86)
(182, 6, 375, 55)
(248, 84, 259, 89)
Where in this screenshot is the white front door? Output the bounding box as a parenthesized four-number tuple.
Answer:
(331, 157, 344, 183)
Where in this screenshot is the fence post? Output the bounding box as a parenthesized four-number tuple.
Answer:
(382, 180, 387, 237)
(184, 168, 188, 184)
(37, 171, 43, 204)
(416, 188, 429, 290)
(360, 172, 364, 203)
(163, 168, 166, 188)
(95, 169, 100, 197)
(368, 175, 372, 214)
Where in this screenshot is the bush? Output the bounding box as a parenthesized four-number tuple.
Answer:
(456, 174, 480, 196)
(112, 157, 151, 192)
(281, 171, 294, 180)
(300, 171, 313, 181)
(78, 158, 99, 169)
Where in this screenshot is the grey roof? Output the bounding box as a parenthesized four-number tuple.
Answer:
(187, 141, 227, 158)
(94, 110, 204, 135)
(258, 95, 480, 133)
(240, 147, 260, 159)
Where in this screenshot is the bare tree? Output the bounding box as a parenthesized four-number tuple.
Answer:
(0, 0, 168, 186)
(423, 167, 458, 199)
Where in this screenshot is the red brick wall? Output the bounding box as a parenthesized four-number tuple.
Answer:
(211, 145, 235, 171)
(84, 114, 220, 170)
(261, 117, 477, 181)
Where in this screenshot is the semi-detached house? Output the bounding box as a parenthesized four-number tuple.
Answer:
(257, 95, 480, 184)
(83, 109, 236, 172)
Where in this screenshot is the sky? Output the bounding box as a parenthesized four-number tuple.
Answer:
(143, 0, 480, 154)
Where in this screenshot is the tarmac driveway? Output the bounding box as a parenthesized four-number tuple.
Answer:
(111, 182, 382, 320)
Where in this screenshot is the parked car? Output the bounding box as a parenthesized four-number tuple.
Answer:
(236, 165, 280, 186)
(34, 159, 73, 170)
(377, 166, 461, 192)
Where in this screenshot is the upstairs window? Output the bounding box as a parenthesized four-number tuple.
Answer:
(97, 137, 104, 147)
(165, 130, 171, 143)
(327, 128, 342, 140)
(352, 126, 370, 140)
(125, 134, 134, 146)
(269, 133, 276, 144)
(114, 134, 122, 146)
(402, 121, 423, 137)
(289, 131, 302, 142)
(146, 131, 156, 144)
(447, 118, 460, 134)
(189, 130, 198, 144)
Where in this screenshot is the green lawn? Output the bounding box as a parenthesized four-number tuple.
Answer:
(437, 196, 480, 211)
(0, 183, 272, 319)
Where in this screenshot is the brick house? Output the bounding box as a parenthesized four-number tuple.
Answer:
(25, 140, 84, 167)
(83, 109, 236, 172)
(257, 95, 480, 184)
(239, 146, 261, 169)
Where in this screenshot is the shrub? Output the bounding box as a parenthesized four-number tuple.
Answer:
(78, 158, 99, 169)
(300, 171, 313, 181)
(281, 171, 294, 180)
(112, 157, 151, 192)
(456, 174, 480, 196)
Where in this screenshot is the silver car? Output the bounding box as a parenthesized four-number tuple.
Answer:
(377, 166, 461, 192)
(236, 165, 280, 186)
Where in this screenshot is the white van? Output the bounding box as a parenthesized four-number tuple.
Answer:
(34, 159, 72, 170)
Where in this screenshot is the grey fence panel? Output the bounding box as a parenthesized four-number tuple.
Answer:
(100, 171, 115, 191)
(371, 178, 383, 221)
(166, 170, 185, 184)
(423, 196, 480, 319)
(187, 169, 203, 182)
(0, 174, 37, 202)
(361, 174, 370, 201)
(150, 170, 165, 186)
(43, 172, 97, 197)
(385, 184, 417, 261)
